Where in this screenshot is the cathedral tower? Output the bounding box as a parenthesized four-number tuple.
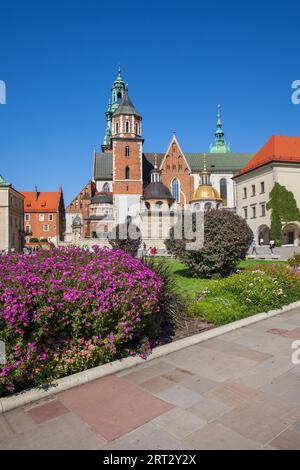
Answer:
(209, 105, 231, 153)
(111, 88, 143, 222)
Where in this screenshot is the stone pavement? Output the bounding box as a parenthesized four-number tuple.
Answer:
(247, 245, 300, 261)
(1, 308, 300, 450)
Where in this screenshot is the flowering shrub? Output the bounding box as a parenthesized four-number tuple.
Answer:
(190, 265, 300, 325)
(0, 246, 163, 396)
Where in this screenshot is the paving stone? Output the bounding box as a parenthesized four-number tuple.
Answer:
(292, 419, 300, 433)
(104, 422, 187, 450)
(270, 429, 300, 450)
(59, 375, 173, 441)
(203, 380, 257, 408)
(231, 329, 294, 356)
(161, 367, 195, 383)
(155, 385, 202, 409)
(183, 422, 259, 450)
(260, 372, 300, 404)
(140, 375, 174, 394)
(236, 355, 295, 389)
(188, 396, 231, 423)
(184, 375, 219, 395)
(4, 407, 37, 434)
(218, 392, 300, 445)
(166, 345, 256, 382)
(0, 413, 106, 450)
(199, 338, 273, 363)
(27, 398, 69, 424)
(118, 360, 174, 384)
(0, 415, 14, 442)
(154, 407, 206, 439)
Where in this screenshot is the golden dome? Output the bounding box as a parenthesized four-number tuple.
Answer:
(192, 184, 222, 202)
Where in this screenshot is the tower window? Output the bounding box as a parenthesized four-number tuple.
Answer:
(172, 178, 180, 203)
(125, 166, 130, 180)
(117, 91, 122, 102)
(135, 122, 139, 134)
(103, 182, 110, 192)
(125, 146, 130, 157)
(115, 122, 119, 134)
(125, 121, 130, 133)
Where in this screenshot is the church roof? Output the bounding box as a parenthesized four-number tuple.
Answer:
(112, 90, 141, 118)
(91, 192, 113, 204)
(234, 135, 300, 177)
(94, 151, 254, 181)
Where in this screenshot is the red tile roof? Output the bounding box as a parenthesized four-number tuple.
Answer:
(21, 190, 62, 212)
(235, 135, 300, 177)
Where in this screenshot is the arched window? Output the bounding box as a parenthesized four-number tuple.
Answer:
(115, 122, 119, 134)
(172, 178, 180, 202)
(125, 121, 130, 133)
(117, 91, 122, 102)
(135, 122, 139, 134)
(220, 178, 227, 205)
(125, 146, 130, 157)
(205, 202, 212, 211)
(125, 166, 130, 180)
(102, 182, 110, 192)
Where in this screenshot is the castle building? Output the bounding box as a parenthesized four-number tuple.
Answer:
(234, 135, 300, 246)
(65, 68, 254, 248)
(0, 175, 24, 253)
(22, 187, 65, 244)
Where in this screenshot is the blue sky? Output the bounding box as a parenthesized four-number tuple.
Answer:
(0, 0, 299, 204)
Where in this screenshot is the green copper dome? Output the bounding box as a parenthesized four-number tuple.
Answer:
(102, 66, 127, 147)
(0, 175, 11, 187)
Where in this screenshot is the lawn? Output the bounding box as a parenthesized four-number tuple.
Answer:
(162, 257, 287, 298)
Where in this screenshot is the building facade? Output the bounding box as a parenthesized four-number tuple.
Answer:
(234, 135, 300, 245)
(22, 187, 65, 245)
(65, 68, 254, 248)
(0, 175, 24, 252)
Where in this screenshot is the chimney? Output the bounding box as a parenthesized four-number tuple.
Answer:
(35, 185, 39, 201)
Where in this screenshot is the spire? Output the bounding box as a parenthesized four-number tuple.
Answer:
(200, 153, 211, 185)
(112, 88, 141, 117)
(209, 105, 231, 153)
(117, 65, 122, 79)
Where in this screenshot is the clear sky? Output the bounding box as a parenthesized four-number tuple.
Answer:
(0, 0, 299, 204)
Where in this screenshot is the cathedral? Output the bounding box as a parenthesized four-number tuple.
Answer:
(65, 68, 253, 248)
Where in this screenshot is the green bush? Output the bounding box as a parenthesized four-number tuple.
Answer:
(191, 266, 300, 325)
(165, 209, 253, 278)
(109, 222, 141, 257)
(29, 237, 39, 243)
(288, 253, 300, 268)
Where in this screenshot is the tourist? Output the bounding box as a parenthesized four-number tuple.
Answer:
(250, 238, 257, 255)
(151, 246, 157, 256)
(260, 236, 264, 246)
(269, 239, 275, 254)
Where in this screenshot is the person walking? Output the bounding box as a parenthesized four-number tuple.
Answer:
(260, 236, 264, 246)
(250, 238, 257, 255)
(270, 239, 275, 255)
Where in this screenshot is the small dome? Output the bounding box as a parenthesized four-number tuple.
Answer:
(192, 185, 222, 202)
(143, 182, 174, 200)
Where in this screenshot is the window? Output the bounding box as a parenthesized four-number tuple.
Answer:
(103, 182, 110, 192)
(155, 201, 163, 209)
(125, 121, 129, 133)
(49, 214, 53, 221)
(39, 214, 45, 222)
(220, 178, 227, 203)
(25, 214, 30, 221)
(43, 224, 49, 232)
(251, 206, 256, 218)
(135, 122, 139, 134)
(243, 188, 247, 199)
(125, 146, 130, 157)
(115, 122, 119, 134)
(205, 202, 212, 211)
(261, 203, 266, 217)
(125, 166, 130, 180)
(178, 164, 182, 170)
(251, 185, 256, 196)
(25, 225, 31, 234)
(260, 182, 265, 194)
(243, 208, 248, 219)
(172, 178, 180, 202)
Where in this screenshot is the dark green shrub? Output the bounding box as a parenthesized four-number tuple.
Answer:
(109, 222, 141, 257)
(165, 209, 253, 278)
(29, 237, 39, 243)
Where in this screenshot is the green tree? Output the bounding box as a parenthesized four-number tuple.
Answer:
(267, 183, 300, 242)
